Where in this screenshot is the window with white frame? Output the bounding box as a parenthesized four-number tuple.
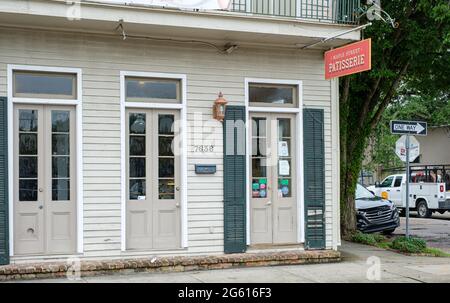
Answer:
(13, 71, 77, 99)
(125, 77, 181, 103)
(249, 83, 297, 107)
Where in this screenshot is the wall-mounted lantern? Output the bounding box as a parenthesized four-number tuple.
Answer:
(213, 92, 228, 122)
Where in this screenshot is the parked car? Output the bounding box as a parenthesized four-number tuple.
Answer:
(355, 183, 400, 234)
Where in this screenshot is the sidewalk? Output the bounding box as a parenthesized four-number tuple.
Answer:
(11, 241, 450, 283)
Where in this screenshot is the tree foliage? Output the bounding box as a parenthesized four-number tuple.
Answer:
(340, 0, 450, 236)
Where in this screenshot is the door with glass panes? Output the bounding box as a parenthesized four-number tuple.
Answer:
(14, 104, 76, 255)
(126, 109, 181, 250)
(250, 113, 297, 244)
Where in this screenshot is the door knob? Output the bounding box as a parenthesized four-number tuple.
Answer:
(175, 203, 180, 208)
(39, 188, 43, 192)
(38, 205, 43, 210)
(265, 201, 272, 206)
(176, 186, 180, 191)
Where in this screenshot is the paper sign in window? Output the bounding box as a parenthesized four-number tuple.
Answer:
(279, 160, 290, 176)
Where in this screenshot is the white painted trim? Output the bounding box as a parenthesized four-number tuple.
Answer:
(248, 107, 301, 113)
(119, 71, 188, 251)
(244, 78, 304, 245)
(125, 102, 183, 110)
(7, 64, 84, 256)
(331, 78, 341, 248)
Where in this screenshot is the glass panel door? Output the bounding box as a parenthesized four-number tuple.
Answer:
(14, 105, 77, 255)
(126, 109, 181, 250)
(250, 113, 297, 245)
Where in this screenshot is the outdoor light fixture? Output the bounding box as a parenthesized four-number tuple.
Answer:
(213, 92, 228, 122)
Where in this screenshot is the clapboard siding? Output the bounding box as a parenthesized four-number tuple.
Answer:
(0, 27, 337, 258)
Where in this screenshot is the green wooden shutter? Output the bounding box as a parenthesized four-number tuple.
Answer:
(0, 97, 9, 265)
(223, 105, 246, 253)
(303, 108, 325, 249)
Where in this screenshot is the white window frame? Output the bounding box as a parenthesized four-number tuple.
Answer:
(245, 77, 304, 245)
(120, 71, 188, 251)
(7, 64, 84, 256)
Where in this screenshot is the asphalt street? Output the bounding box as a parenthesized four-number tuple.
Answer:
(394, 212, 450, 253)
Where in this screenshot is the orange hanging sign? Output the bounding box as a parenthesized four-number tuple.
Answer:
(325, 39, 372, 80)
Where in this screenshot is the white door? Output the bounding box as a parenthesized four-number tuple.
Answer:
(14, 105, 77, 255)
(250, 113, 297, 245)
(126, 109, 181, 250)
(390, 176, 403, 207)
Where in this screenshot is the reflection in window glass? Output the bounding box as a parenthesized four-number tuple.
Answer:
(52, 134, 70, 155)
(19, 180, 38, 201)
(52, 157, 70, 178)
(126, 77, 179, 101)
(129, 136, 146, 156)
(278, 119, 291, 138)
(129, 113, 146, 200)
(19, 133, 37, 155)
(159, 115, 174, 135)
(51, 111, 70, 201)
(249, 85, 294, 105)
(130, 179, 146, 200)
(158, 179, 175, 200)
(159, 158, 174, 178)
(18, 109, 38, 202)
(158, 114, 176, 200)
(52, 179, 70, 201)
(129, 113, 146, 134)
(19, 110, 38, 132)
(14, 72, 76, 99)
(52, 111, 70, 132)
(130, 158, 146, 178)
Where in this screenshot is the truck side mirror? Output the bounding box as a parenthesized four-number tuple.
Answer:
(375, 181, 380, 188)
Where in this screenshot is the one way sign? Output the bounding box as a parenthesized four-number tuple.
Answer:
(390, 120, 427, 136)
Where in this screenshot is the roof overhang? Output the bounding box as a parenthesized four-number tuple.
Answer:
(0, 0, 361, 50)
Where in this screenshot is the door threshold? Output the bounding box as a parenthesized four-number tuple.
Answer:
(247, 243, 304, 253)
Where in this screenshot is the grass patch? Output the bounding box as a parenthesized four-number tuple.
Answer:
(423, 247, 450, 257)
(390, 236, 426, 254)
(349, 232, 449, 257)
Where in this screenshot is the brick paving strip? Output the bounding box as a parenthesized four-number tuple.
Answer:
(0, 250, 340, 281)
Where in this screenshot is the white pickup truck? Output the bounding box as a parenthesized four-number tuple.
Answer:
(367, 174, 450, 218)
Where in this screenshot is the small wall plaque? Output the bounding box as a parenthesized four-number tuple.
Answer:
(195, 164, 217, 174)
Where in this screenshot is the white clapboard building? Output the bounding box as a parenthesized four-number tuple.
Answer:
(0, 0, 361, 264)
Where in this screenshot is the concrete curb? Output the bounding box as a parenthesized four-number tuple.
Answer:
(0, 250, 340, 281)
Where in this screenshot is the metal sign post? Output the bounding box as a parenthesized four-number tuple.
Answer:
(391, 120, 427, 238)
(405, 135, 410, 238)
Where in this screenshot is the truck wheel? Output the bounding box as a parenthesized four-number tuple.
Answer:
(416, 200, 432, 218)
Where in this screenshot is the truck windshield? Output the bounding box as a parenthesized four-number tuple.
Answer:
(355, 184, 376, 199)
(380, 176, 394, 187)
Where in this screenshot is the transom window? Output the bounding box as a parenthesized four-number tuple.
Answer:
(125, 77, 181, 103)
(13, 71, 77, 99)
(249, 83, 296, 107)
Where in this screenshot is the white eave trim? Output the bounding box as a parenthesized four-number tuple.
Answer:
(0, 0, 361, 45)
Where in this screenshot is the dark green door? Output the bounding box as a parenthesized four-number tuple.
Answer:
(303, 109, 325, 249)
(223, 106, 246, 253)
(0, 97, 9, 265)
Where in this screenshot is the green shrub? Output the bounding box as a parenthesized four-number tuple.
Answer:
(373, 234, 387, 243)
(351, 231, 378, 246)
(391, 236, 427, 253)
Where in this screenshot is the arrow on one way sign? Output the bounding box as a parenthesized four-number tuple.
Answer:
(390, 120, 427, 136)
